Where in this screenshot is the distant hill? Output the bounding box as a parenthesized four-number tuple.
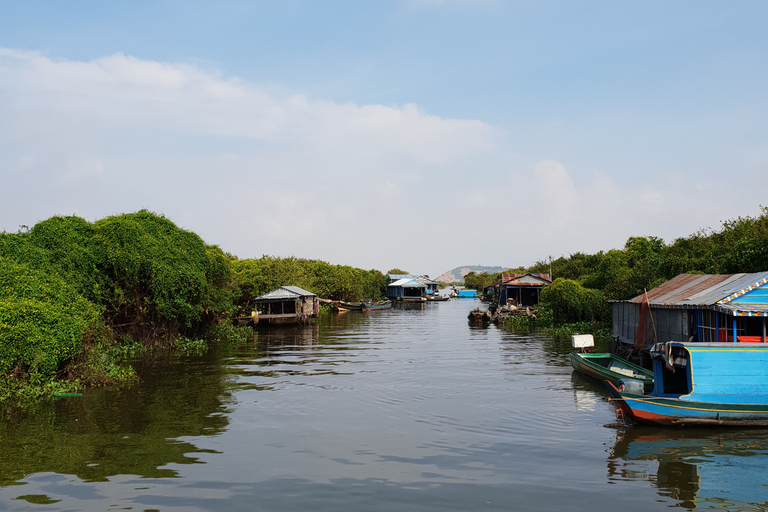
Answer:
(435, 265, 509, 283)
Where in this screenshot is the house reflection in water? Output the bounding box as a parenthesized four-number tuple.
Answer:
(607, 428, 768, 510)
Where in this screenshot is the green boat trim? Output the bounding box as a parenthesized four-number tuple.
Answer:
(569, 352, 654, 393)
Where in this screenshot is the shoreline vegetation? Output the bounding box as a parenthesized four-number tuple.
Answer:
(470, 205, 768, 342)
(0, 210, 386, 401)
(2, 206, 767, 400)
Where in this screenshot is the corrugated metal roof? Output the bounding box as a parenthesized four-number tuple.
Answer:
(629, 272, 768, 308)
(254, 286, 316, 301)
(501, 273, 551, 286)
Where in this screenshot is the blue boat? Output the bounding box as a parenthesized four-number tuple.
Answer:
(456, 289, 477, 298)
(606, 341, 768, 426)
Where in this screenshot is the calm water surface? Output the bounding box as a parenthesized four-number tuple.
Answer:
(2, 299, 768, 511)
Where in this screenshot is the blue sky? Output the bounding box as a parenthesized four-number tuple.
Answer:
(1, 1, 767, 278)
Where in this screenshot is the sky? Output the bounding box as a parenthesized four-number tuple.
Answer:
(1, 0, 767, 278)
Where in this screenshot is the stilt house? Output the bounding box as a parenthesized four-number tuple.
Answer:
(386, 278, 427, 301)
(613, 272, 768, 349)
(253, 286, 319, 325)
(492, 273, 552, 307)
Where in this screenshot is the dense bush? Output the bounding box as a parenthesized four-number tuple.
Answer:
(540, 278, 608, 325)
(0, 257, 99, 381)
(94, 211, 210, 330)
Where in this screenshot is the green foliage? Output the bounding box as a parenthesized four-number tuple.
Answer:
(173, 337, 208, 355)
(94, 210, 211, 330)
(205, 323, 252, 344)
(75, 340, 139, 385)
(202, 245, 239, 321)
(540, 278, 607, 325)
(232, 256, 386, 312)
(386, 268, 409, 275)
(0, 257, 99, 381)
(27, 215, 107, 303)
(0, 210, 242, 396)
(503, 315, 538, 332)
(463, 271, 497, 291)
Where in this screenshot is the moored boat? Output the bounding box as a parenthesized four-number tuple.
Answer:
(361, 300, 392, 311)
(467, 308, 492, 324)
(606, 341, 768, 426)
(569, 334, 654, 393)
(337, 301, 363, 311)
(570, 352, 654, 393)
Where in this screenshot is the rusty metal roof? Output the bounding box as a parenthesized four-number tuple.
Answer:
(629, 272, 768, 309)
(500, 273, 551, 286)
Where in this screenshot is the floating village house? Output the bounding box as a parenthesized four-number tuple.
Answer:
(490, 273, 552, 307)
(613, 272, 768, 349)
(386, 274, 431, 301)
(253, 286, 319, 325)
(414, 275, 440, 296)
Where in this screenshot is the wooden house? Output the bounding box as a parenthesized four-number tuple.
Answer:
(253, 286, 319, 325)
(612, 272, 768, 349)
(491, 273, 551, 307)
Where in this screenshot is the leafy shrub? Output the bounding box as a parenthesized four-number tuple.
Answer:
(540, 278, 608, 325)
(0, 257, 99, 381)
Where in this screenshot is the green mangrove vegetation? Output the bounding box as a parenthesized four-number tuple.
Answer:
(4, 206, 768, 398)
(0, 210, 387, 399)
(467, 206, 768, 338)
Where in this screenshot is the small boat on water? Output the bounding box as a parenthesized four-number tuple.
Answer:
(337, 301, 363, 311)
(468, 308, 492, 324)
(426, 295, 449, 302)
(569, 334, 653, 392)
(361, 300, 392, 311)
(606, 341, 768, 426)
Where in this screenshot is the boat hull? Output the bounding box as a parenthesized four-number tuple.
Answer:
(605, 381, 768, 426)
(467, 308, 492, 324)
(337, 301, 363, 311)
(361, 301, 392, 311)
(569, 352, 654, 393)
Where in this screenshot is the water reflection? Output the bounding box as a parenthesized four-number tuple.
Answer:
(608, 428, 768, 510)
(0, 353, 230, 487)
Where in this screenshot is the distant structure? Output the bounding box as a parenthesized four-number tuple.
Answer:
(487, 273, 552, 308)
(253, 286, 319, 325)
(386, 274, 439, 301)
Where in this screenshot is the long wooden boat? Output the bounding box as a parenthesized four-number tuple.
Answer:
(426, 295, 449, 302)
(361, 300, 392, 311)
(569, 352, 654, 393)
(337, 301, 363, 311)
(605, 341, 768, 426)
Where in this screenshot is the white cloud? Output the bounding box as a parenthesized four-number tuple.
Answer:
(0, 47, 762, 275)
(0, 48, 499, 272)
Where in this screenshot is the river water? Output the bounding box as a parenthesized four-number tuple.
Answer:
(2, 299, 768, 511)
